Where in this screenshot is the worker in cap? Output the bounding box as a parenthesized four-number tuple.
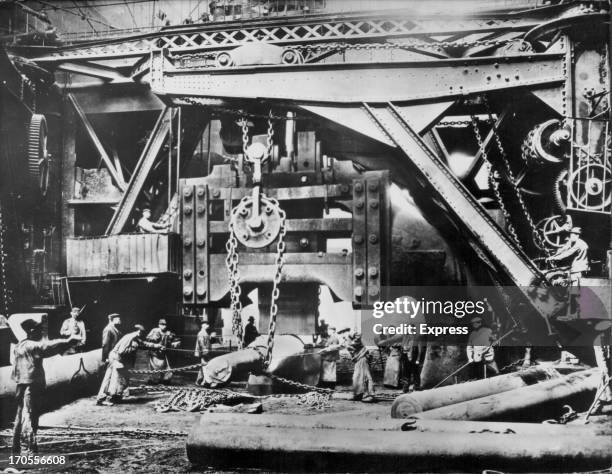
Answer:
(242, 315, 259, 347)
(319, 326, 341, 389)
(101, 313, 122, 364)
(12, 318, 81, 454)
(97, 324, 164, 406)
(347, 332, 375, 402)
(146, 318, 181, 384)
(466, 314, 498, 379)
(194, 319, 211, 385)
(546, 226, 589, 319)
(59, 306, 86, 354)
(137, 208, 170, 234)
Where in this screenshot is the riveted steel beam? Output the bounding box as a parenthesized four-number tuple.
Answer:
(154, 53, 566, 104)
(362, 102, 562, 325)
(105, 107, 176, 235)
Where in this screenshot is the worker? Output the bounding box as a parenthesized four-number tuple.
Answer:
(96, 324, 164, 406)
(194, 320, 211, 385)
(12, 319, 80, 454)
(466, 315, 498, 379)
(243, 316, 259, 347)
(316, 318, 329, 344)
(402, 331, 426, 392)
(319, 326, 341, 389)
(60, 306, 86, 354)
(137, 208, 170, 233)
(347, 332, 375, 402)
(146, 318, 181, 384)
(382, 342, 402, 389)
(101, 313, 122, 364)
(546, 226, 589, 319)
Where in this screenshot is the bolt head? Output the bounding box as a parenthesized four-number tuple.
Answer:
(184, 206, 192, 215)
(184, 238, 192, 247)
(183, 270, 192, 279)
(354, 234, 364, 244)
(183, 188, 192, 198)
(354, 268, 364, 279)
(369, 201, 379, 209)
(183, 287, 193, 297)
(197, 239, 206, 248)
(354, 286, 363, 298)
(368, 182, 378, 192)
(354, 182, 364, 193)
(299, 237, 309, 248)
(368, 287, 379, 297)
(197, 205, 205, 214)
(212, 189, 220, 198)
(197, 186, 205, 197)
(368, 234, 378, 244)
(368, 267, 379, 278)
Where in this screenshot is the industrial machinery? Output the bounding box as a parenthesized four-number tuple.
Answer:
(0, 0, 610, 381)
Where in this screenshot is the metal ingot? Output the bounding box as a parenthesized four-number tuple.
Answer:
(231, 195, 282, 248)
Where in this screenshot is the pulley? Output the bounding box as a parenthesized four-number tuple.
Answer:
(27, 113, 50, 196)
(231, 194, 283, 248)
(521, 119, 570, 167)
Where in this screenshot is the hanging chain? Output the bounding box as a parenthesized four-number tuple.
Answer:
(0, 204, 9, 315)
(263, 200, 286, 370)
(226, 207, 244, 347)
(265, 110, 274, 160)
(482, 98, 549, 255)
(470, 115, 524, 250)
(226, 113, 286, 356)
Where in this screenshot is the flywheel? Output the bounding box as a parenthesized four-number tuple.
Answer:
(27, 114, 50, 196)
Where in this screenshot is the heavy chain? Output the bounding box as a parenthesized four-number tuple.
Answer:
(295, 37, 515, 55)
(155, 386, 250, 412)
(482, 99, 549, 255)
(267, 373, 334, 395)
(0, 204, 10, 315)
(226, 215, 243, 347)
(265, 110, 274, 160)
(263, 200, 286, 370)
(227, 113, 285, 353)
(129, 362, 203, 375)
(471, 115, 524, 249)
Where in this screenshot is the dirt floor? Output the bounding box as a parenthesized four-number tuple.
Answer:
(0, 381, 396, 474)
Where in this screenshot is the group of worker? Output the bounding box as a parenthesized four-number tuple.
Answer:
(316, 321, 376, 402)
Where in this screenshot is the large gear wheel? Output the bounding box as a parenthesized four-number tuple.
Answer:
(567, 162, 612, 212)
(27, 114, 50, 196)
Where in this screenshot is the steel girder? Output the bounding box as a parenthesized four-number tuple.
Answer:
(105, 107, 176, 235)
(362, 103, 557, 323)
(151, 52, 566, 104)
(31, 5, 580, 64)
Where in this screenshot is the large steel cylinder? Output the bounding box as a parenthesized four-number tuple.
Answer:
(416, 368, 600, 421)
(0, 348, 104, 398)
(186, 418, 612, 472)
(391, 366, 560, 418)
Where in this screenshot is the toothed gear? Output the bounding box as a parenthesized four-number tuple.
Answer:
(27, 113, 50, 196)
(552, 169, 568, 213)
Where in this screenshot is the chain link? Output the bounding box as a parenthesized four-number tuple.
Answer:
(263, 200, 286, 370)
(226, 205, 244, 347)
(129, 362, 203, 375)
(471, 115, 524, 249)
(482, 98, 549, 255)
